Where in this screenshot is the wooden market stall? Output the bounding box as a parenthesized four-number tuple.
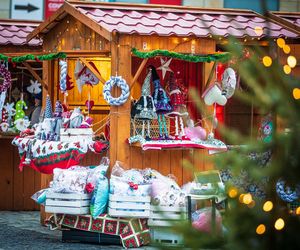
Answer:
(0, 19, 42, 211)
(26, 1, 300, 190)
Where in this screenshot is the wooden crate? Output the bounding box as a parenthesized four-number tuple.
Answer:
(148, 205, 187, 227)
(108, 194, 151, 218)
(45, 192, 91, 215)
(60, 128, 93, 142)
(150, 227, 184, 247)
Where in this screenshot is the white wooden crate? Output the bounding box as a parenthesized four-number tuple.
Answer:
(150, 227, 184, 246)
(60, 128, 93, 142)
(108, 194, 151, 218)
(148, 205, 187, 227)
(45, 192, 91, 215)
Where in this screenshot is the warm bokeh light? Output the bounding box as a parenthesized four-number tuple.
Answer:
(239, 194, 245, 203)
(254, 26, 263, 36)
(296, 207, 300, 215)
(277, 38, 285, 48)
(283, 45, 291, 54)
(247, 200, 256, 208)
(287, 56, 297, 68)
(228, 187, 238, 198)
(283, 65, 292, 74)
(263, 201, 273, 212)
(292, 88, 300, 99)
(262, 56, 272, 67)
(274, 218, 285, 230)
(242, 193, 253, 205)
(256, 224, 266, 235)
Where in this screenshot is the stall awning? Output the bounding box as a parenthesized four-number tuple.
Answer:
(0, 19, 42, 46)
(27, 1, 300, 42)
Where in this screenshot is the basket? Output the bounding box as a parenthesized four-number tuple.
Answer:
(130, 118, 170, 138)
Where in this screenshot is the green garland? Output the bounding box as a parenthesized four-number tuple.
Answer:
(0, 52, 66, 63)
(131, 48, 230, 63)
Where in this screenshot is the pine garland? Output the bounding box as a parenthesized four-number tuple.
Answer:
(131, 48, 230, 63)
(0, 52, 66, 63)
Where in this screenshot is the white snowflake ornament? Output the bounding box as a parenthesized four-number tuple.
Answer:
(27, 80, 42, 95)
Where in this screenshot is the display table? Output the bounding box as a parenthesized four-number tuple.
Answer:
(47, 213, 150, 248)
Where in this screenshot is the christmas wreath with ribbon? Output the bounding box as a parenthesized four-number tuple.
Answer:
(103, 76, 129, 106)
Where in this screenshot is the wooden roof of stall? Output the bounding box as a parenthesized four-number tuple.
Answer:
(27, 1, 300, 43)
(269, 11, 300, 34)
(0, 19, 41, 46)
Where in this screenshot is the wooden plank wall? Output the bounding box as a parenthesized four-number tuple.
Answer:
(112, 35, 216, 184)
(0, 138, 40, 210)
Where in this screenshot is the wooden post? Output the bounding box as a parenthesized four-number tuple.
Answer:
(23, 62, 48, 91)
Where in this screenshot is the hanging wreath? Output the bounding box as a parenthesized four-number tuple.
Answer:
(0, 63, 11, 92)
(276, 179, 300, 203)
(103, 76, 130, 106)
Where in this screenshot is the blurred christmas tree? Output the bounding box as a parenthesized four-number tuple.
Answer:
(170, 25, 300, 250)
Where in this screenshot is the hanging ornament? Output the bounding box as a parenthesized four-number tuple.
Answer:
(157, 58, 173, 80)
(221, 68, 236, 99)
(26, 80, 42, 95)
(59, 60, 67, 93)
(14, 100, 28, 121)
(202, 83, 227, 106)
(74, 60, 100, 93)
(103, 76, 130, 106)
(44, 95, 53, 119)
(0, 63, 11, 92)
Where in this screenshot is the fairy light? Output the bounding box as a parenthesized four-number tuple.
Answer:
(296, 207, 300, 215)
(242, 193, 253, 205)
(283, 65, 291, 74)
(274, 218, 285, 231)
(287, 56, 297, 68)
(239, 194, 245, 203)
(262, 56, 272, 67)
(247, 200, 255, 208)
(228, 187, 238, 198)
(263, 201, 273, 212)
(256, 224, 266, 235)
(292, 88, 300, 99)
(254, 26, 263, 36)
(277, 38, 285, 48)
(283, 44, 291, 54)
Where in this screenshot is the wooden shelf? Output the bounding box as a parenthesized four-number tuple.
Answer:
(0, 133, 18, 139)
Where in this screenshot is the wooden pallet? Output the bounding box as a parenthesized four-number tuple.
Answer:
(148, 205, 187, 227)
(108, 194, 151, 218)
(150, 227, 184, 247)
(45, 192, 91, 215)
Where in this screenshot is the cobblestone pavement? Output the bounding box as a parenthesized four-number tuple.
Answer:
(0, 211, 156, 250)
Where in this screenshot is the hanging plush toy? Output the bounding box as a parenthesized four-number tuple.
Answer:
(74, 60, 100, 93)
(53, 100, 63, 141)
(131, 68, 157, 140)
(69, 107, 84, 128)
(27, 80, 42, 95)
(151, 65, 173, 139)
(14, 100, 28, 121)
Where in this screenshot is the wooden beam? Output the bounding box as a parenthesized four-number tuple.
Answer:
(204, 61, 217, 89)
(130, 58, 148, 91)
(79, 57, 106, 84)
(22, 62, 48, 91)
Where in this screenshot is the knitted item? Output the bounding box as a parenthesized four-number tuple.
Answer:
(150, 66, 172, 114)
(53, 100, 63, 118)
(44, 95, 53, 119)
(131, 70, 157, 120)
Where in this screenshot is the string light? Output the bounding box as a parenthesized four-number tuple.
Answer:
(296, 207, 300, 215)
(256, 224, 266, 235)
(283, 65, 291, 74)
(228, 187, 238, 198)
(263, 201, 273, 212)
(277, 38, 285, 48)
(292, 88, 300, 99)
(283, 44, 291, 54)
(274, 218, 285, 231)
(242, 193, 253, 205)
(262, 56, 272, 67)
(247, 200, 255, 208)
(287, 56, 297, 68)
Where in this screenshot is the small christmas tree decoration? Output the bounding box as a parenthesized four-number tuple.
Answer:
(44, 95, 53, 119)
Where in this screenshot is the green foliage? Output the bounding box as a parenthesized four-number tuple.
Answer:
(0, 52, 66, 63)
(131, 47, 230, 63)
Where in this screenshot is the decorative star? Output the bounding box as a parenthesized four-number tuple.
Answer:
(157, 58, 173, 79)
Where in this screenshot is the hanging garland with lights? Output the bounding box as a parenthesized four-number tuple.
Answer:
(131, 48, 230, 63)
(0, 52, 66, 63)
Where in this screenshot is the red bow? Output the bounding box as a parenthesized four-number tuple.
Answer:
(85, 182, 94, 193)
(128, 182, 138, 190)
